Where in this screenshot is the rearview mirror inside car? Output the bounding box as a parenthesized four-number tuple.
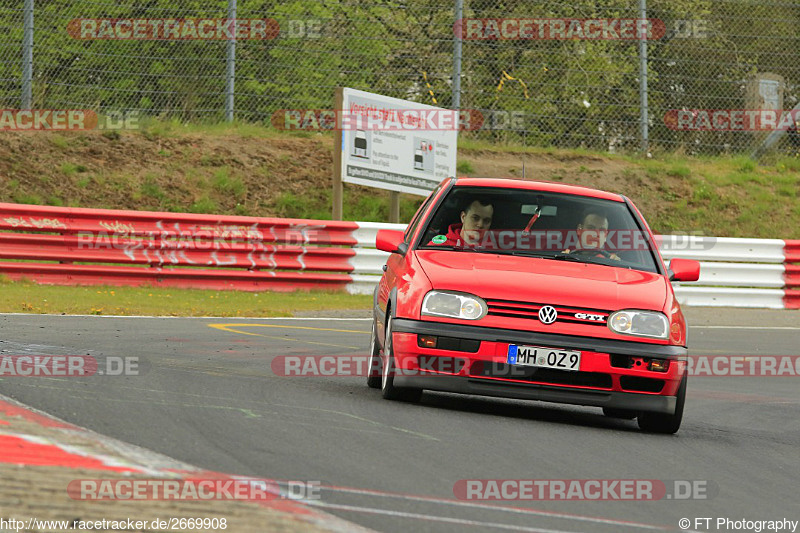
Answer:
(521, 205, 558, 216)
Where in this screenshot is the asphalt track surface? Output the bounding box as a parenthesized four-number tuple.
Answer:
(1, 309, 798, 533)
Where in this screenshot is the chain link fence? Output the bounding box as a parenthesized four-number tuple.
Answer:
(2, 0, 799, 154)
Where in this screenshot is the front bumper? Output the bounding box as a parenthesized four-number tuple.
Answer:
(391, 318, 687, 415)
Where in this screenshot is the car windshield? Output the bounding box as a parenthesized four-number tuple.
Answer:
(417, 186, 660, 273)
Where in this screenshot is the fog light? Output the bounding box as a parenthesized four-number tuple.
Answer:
(418, 335, 438, 348)
(648, 359, 670, 372)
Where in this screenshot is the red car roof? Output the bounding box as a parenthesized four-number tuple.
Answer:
(453, 177, 625, 202)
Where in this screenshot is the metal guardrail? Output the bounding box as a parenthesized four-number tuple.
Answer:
(0, 203, 359, 291)
(1, 203, 797, 308)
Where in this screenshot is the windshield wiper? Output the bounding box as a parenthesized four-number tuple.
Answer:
(550, 253, 584, 262)
(550, 252, 633, 269)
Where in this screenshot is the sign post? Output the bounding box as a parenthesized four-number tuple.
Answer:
(332, 87, 344, 220)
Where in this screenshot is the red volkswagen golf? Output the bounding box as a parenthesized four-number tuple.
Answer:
(367, 177, 700, 434)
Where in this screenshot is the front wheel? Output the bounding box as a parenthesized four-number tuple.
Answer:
(638, 375, 687, 434)
(381, 316, 422, 403)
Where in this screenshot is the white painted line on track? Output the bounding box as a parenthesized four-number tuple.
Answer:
(308, 501, 666, 532)
(307, 502, 589, 533)
(0, 313, 371, 320)
(318, 485, 665, 530)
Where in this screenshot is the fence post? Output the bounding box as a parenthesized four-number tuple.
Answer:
(638, 0, 649, 153)
(452, 0, 463, 110)
(22, 0, 34, 109)
(225, 0, 237, 122)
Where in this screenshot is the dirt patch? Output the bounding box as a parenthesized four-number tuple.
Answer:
(0, 131, 650, 212)
(1, 128, 797, 238)
(0, 131, 337, 215)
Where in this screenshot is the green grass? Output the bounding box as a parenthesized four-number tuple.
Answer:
(136, 116, 314, 140)
(12, 192, 42, 204)
(0, 279, 371, 317)
(272, 190, 423, 222)
(212, 168, 246, 198)
(666, 164, 691, 178)
(49, 135, 69, 149)
(190, 195, 218, 214)
(140, 175, 166, 200)
(456, 160, 475, 174)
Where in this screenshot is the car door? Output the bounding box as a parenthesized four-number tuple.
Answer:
(376, 183, 444, 341)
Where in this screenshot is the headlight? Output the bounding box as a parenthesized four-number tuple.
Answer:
(421, 291, 487, 320)
(608, 310, 669, 339)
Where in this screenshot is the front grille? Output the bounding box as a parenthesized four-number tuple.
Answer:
(470, 361, 613, 389)
(485, 298, 609, 327)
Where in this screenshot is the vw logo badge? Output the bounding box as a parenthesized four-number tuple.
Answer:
(538, 305, 558, 325)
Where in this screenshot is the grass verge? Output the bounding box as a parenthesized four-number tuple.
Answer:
(0, 280, 372, 317)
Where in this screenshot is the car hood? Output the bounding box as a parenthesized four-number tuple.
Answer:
(415, 250, 668, 311)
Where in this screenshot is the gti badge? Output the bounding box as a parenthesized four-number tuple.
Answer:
(574, 312, 606, 322)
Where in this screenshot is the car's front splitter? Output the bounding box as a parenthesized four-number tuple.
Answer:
(393, 373, 677, 414)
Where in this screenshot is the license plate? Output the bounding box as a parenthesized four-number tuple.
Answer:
(507, 345, 581, 371)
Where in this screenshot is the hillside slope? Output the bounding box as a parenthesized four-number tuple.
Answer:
(1, 124, 798, 238)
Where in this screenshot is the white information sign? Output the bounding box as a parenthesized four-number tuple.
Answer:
(340, 88, 458, 196)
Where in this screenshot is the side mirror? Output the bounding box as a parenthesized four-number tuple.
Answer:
(376, 229, 408, 255)
(669, 258, 700, 282)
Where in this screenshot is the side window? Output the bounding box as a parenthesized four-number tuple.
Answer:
(404, 186, 440, 242)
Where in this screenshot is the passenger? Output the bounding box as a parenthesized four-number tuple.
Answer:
(430, 199, 494, 246)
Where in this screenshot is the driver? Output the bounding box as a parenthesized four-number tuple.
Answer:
(563, 208, 621, 260)
(431, 199, 494, 246)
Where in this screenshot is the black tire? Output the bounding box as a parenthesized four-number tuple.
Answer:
(602, 408, 638, 420)
(637, 375, 687, 434)
(381, 315, 422, 403)
(366, 318, 382, 389)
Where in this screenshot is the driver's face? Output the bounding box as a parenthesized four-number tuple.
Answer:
(460, 201, 493, 244)
(578, 213, 609, 249)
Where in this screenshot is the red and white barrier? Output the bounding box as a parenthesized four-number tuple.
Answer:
(0, 203, 358, 292)
(0, 203, 797, 308)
